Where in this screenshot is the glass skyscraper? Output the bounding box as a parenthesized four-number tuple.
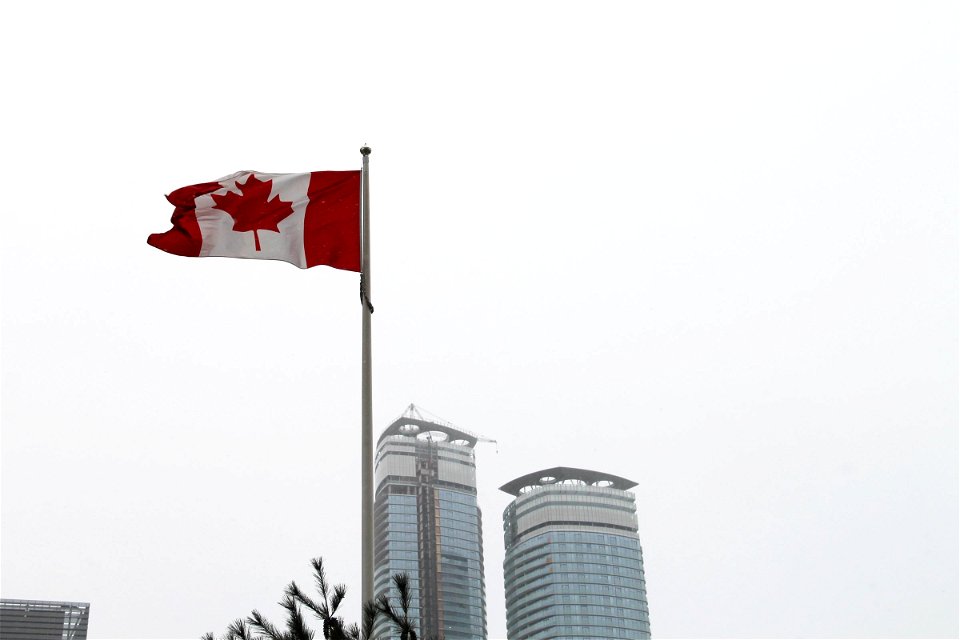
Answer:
(501, 467, 651, 639)
(373, 405, 488, 640)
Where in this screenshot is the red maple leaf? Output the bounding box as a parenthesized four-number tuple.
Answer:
(211, 174, 294, 251)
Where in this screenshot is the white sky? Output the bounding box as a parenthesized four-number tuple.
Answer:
(1, 2, 957, 638)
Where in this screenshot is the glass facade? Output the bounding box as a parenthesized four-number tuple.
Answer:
(433, 489, 486, 636)
(375, 492, 423, 629)
(501, 469, 651, 639)
(0, 599, 90, 640)
(374, 407, 488, 640)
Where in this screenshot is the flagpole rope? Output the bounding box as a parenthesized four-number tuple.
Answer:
(360, 273, 374, 313)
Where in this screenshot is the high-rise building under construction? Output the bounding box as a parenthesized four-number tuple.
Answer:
(373, 405, 489, 639)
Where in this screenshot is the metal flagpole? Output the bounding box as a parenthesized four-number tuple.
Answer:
(359, 145, 374, 605)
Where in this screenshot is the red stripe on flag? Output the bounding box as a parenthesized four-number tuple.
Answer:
(147, 180, 223, 258)
(304, 171, 361, 272)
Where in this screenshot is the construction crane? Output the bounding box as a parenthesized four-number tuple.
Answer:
(397, 403, 498, 450)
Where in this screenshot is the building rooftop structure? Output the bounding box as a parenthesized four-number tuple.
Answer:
(378, 403, 495, 449)
(500, 465, 637, 496)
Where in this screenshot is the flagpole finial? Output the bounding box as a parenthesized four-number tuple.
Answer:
(360, 146, 371, 156)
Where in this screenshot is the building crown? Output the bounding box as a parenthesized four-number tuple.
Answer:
(500, 466, 638, 496)
(378, 403, 496, 449)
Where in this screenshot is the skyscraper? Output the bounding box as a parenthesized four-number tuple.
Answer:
(0, 599, 90, 639)
(373, 405, 488, 640)
(501, 467, 651, 639)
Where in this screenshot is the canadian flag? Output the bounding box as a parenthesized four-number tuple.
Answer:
(148, 170, 361, 271)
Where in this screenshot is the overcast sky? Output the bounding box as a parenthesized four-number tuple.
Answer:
(1, 2, 957, 639)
